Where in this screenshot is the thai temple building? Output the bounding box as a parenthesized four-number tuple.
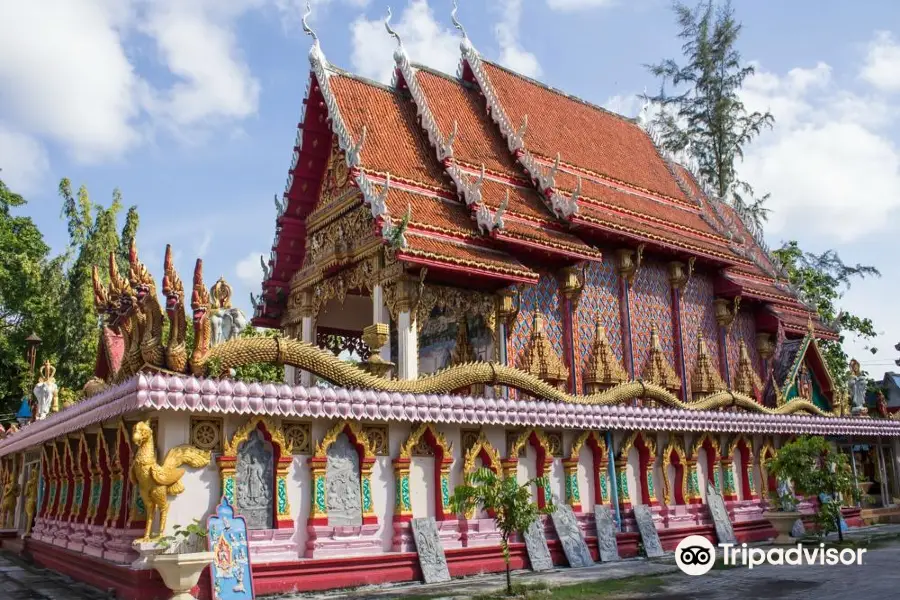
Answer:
(1, 6, 899, 599)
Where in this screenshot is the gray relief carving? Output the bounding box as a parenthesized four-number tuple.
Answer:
(550, 504, 593, 568)
(236, 428, 274, 530)
(594, 505, 620, 562)
(705, 481, 736, 545)
(411, 517, 451, 584)
(522, 520, 553, 571)
(326, 433, 362, 527)
(633, 505, 664, 558)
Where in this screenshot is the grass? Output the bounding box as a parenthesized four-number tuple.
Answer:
(467, 575, 666, 600)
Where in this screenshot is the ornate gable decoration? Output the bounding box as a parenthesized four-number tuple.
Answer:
(765, 327, 835, 409)
(583, 320, 626, 393)
(641, 326, 681, 391)
(691, 333, 725, 397)
(519, 312, 568, 388)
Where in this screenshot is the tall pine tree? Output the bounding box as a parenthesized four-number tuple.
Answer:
(647, 0, 880, 387)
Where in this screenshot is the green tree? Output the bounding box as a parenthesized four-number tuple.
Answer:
(645, 0, 774, 230)
(449, 468, 554, 595)
(0, 177, 66, 414)
(765, 436, 858, 541)
(771, 242, 879, 389)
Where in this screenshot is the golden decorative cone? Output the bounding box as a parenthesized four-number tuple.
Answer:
(519, 312, 568, 387)
(641, 326, 681, 391)
(691, 332, 725, 397)
(734, 340, 764, 397)
(583, 320, 626, 393)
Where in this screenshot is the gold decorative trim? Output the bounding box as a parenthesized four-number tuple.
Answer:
(734, 341, 764, 397)
(569, 431, 607, 461)
(641, 326, 681, 391)
(224, 416, 291, 456)
(462, 431, 501, 474)
(690, 432, 720, 460)
(508, 428, 553, 460)
(518, 312, 568, 387)
(314, 420, 375, 459)
(583, 320, 627, 393)
(691, 333, 725, 397)
(400, 423, 452, 460)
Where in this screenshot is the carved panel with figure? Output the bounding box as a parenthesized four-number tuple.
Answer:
(326, 433, 362, 527)
(236, 429, 274, 530)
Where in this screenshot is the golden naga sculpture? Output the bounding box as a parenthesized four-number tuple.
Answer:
(196, 335, 832, 416)
(583, 320, 626, 393)
(190, 259, 213, 376)
(23, 469, 39, 535)
(641, 326, 681, 391)
(109, 253, 141, 382)
(162, 245, 188, 373)
(129, 239, 166, 369)
(691, 333, 725, 398)
(130, 420, 211, 541)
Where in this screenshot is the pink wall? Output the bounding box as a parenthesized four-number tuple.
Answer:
(575, 256, 623, 393)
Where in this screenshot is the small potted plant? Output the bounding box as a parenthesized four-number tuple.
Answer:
(151, 520, 214, 600)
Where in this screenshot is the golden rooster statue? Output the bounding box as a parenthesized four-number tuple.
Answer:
(130, 420, 211, 541)
(162, 245, 188, 373)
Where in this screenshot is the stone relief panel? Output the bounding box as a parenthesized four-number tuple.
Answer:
(705, 481, 736, 544)
(326, 433, 362, 527)
(411, 517, 451, 584)
(551, 504, 593, 568)
(522, 519, 553, 571)
(633, 505, 664, 558)
(594, 504, 620, 562)
(236, 429, 274, 530)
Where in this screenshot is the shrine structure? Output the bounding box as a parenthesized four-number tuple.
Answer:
(1, 5, 899, 599)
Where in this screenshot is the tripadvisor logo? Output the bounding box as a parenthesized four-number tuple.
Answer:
(675, 534, 868, 576)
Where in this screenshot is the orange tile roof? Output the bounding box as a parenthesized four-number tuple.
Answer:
(401, 232, 537, 282)
(481, 61, 687, 201)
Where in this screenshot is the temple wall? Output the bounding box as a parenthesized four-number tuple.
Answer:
(681, 273, 722, 396)
(630, 261, 675, 376)
(575, 256, 623, 392)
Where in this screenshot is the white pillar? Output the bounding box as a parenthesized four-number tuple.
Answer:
(398, 310, 417, 380)
(372, 284, 391, 363)
(300, 315, 316, 387)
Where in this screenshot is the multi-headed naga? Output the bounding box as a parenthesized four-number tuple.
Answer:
(128, 239, 165, 369)
(162, 245, 188, 373)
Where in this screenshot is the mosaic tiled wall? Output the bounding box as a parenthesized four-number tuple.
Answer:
(630, 261, 674, 377)
(681, 273, 721, 395)
(575, 256, 623, 393)
(728, 309, 762, 386)
(509, 273, 566, 393)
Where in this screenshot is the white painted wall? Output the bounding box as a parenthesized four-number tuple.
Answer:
(576, 448, 595, 510)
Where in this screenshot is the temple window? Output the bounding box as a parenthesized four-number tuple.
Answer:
(663, 438, 688, 506)
(395, 424, 453, 520)
(504, 429, 557, 509)
(565, 431, 608, 512)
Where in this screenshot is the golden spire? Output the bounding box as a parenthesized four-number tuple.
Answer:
(210, 277, 233, 309)
(641, 325, 681, 391)
(691, 332, 725, 397)
(520, 312, 568, 388)
(734, 340, 764, 397)
(583, 319, 626, 393)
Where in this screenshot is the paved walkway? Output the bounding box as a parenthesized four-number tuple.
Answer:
(0, 524, 898, 599)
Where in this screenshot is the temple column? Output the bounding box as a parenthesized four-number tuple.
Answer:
(757, 332, 775, 383)
(371, 284, 391, 364)
(713, 298, 738, 386)
(497, 289, 517, 398)
(669, 261, 691, 402)
(616, 248, 640, 380)
(299, 291, 317, 387)
(391, 458, 414, 551)
(558, 266, 583, 394)
(615, 456, 632, 511)
(395, 278, 419, 381)
(744, 454, 758, 501)
(685, 457, 702, 505)
(720, 456, 738, 501)
(562, 458, 582, 512)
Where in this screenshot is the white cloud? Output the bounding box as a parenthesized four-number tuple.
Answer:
(604, 93, 642, 118)
(349, 0, 459, 84)
(0, 125, 49, 194)
(0, 0, 144, 163)
(236, 251, 266, 287)
(195, 230, 214, 258)
(494, 0, 542, 78)
(861, 30, 900, 93)
(547, 0, 617, 10)
(0, 0, 263, 170)
(739, 46, 900, 243)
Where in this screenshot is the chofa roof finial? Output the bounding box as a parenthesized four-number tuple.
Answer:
(385, 7, 403, 50)
(301, 1, 318, 43)
(451, 0, 472, 50)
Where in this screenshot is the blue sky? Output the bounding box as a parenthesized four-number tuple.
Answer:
(1, 0, 899, 375)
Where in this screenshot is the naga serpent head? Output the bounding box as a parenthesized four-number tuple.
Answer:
(191, 258, 210, 327)
(108, 252, 136, 327)
(132, 420, 152, 446)
(162, 244, 184, 316)
(128, 238, 155, 305)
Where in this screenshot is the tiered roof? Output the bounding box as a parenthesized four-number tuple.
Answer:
(252, 8, 834, 343)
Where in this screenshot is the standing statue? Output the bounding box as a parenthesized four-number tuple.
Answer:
(130, 420, 212, 541)
(23, 468, 39, 535)
(209, 277, 248, 346)
(32, 360, 59, 420)
(0, 474, 19, 528)
(848, 359, 869, 416)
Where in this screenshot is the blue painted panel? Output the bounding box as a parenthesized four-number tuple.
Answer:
(207, 498, 255, 600)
